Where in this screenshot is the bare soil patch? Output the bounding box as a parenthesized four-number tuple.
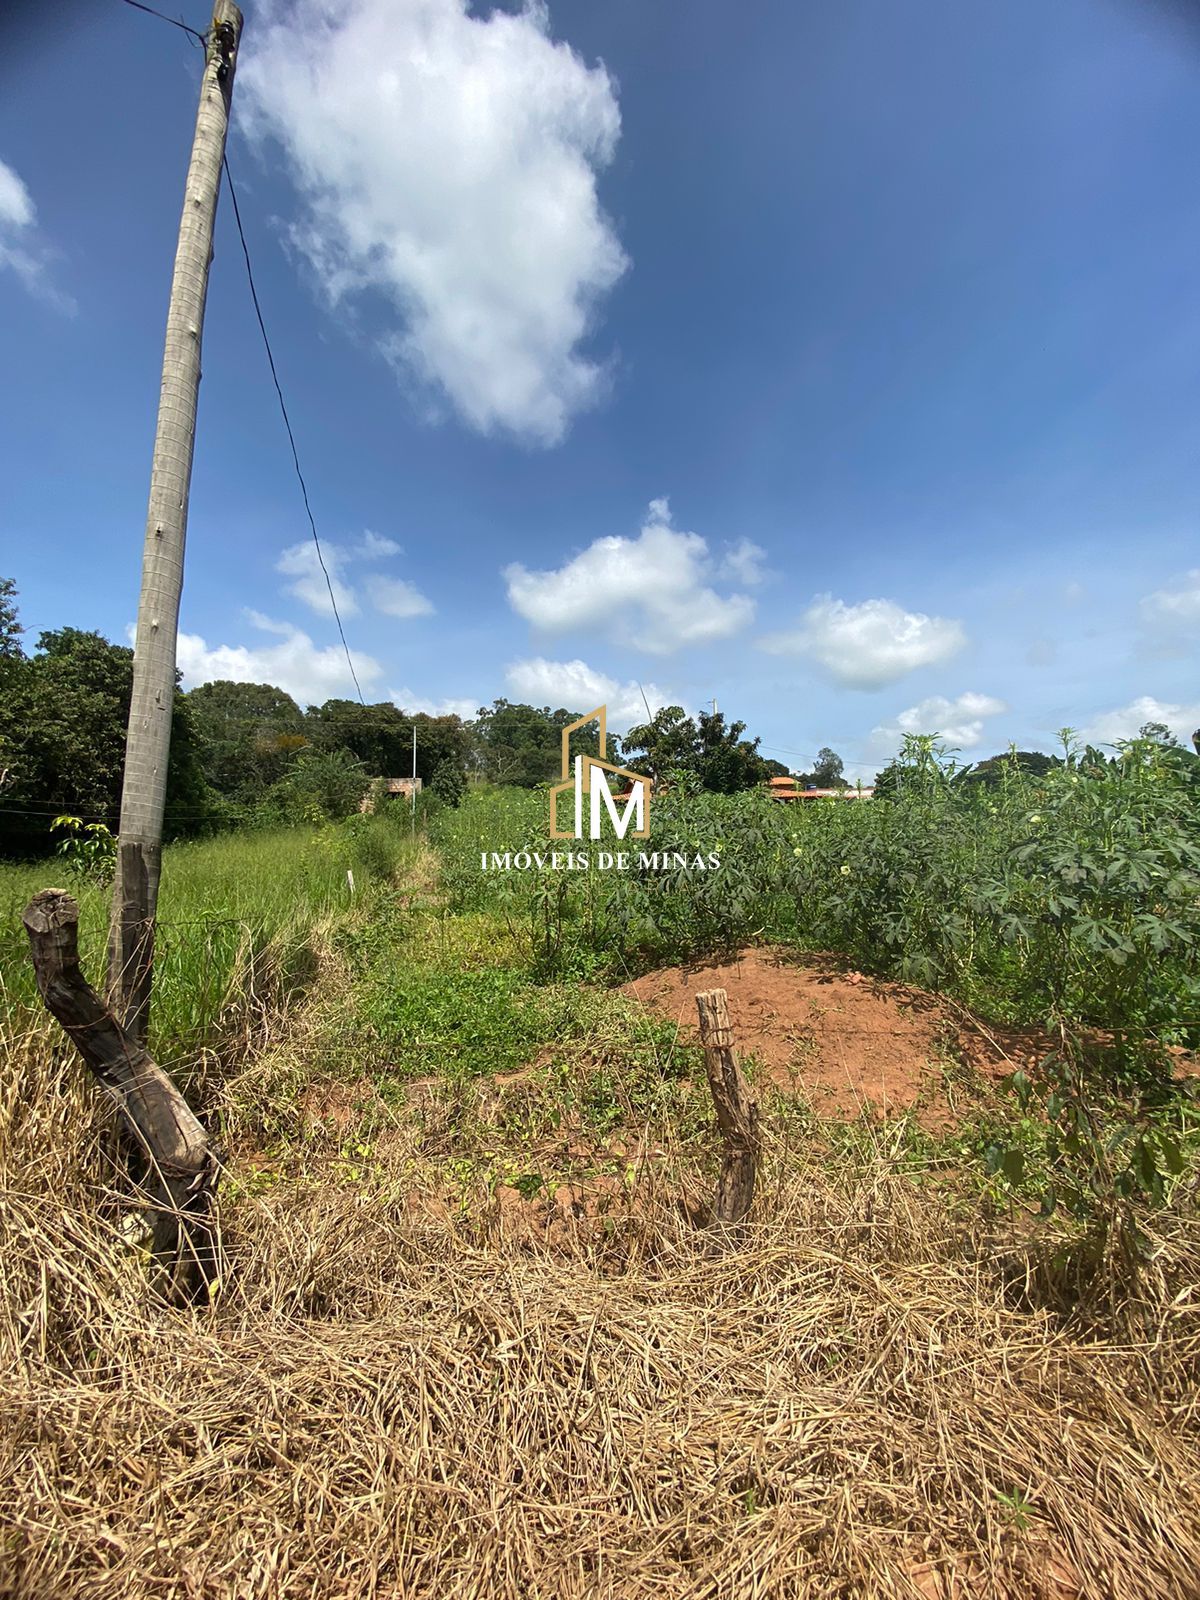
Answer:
(623, 946, 1029, 1119)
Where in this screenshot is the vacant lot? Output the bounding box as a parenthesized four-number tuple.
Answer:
(2, 748, 1199, 1598)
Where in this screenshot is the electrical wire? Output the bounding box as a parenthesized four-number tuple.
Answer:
(118, 0, 205, 45)
(221, 158, 367, 705)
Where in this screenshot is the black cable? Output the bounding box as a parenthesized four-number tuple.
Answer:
(221, 157, 367, 706)
(119, 0, 206, 45)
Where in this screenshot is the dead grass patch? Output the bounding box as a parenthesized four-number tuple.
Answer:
(3, 1033, 1200, 1598)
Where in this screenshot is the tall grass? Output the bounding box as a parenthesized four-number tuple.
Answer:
(0, 815, 416, 1069)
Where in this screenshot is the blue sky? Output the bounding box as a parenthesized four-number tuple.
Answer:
(2, 0, 1198, 779)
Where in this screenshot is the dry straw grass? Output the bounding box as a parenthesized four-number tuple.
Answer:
(4, 1025, 1200, 1599)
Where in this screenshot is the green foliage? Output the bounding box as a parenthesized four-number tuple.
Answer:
(305, 700, 470, 785)
(431, 757, 466, 808)
(336, 811, 411, 883)
(180, 691, 473, 818)
(622, 705, 770, 793)
(431, 734, 1200, 1051)
(304, 699, 414, 775)
(0, 577, 21, 658)
(964, 749, 1057, 788)
(468, 699, 598, 787)
(185, 679, 306, 806)
(795, 747, 847, 789)
(982, 1049, 1197, 1223)
(0, 821, 382, 1062)
(0, 610, 220, 857)
(352, 965, 543, 1080)
(265, 747, 371, 825)
(50, 814, 117, 888)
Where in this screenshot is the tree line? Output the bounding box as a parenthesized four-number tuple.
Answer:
(4, 579, 1193, 859)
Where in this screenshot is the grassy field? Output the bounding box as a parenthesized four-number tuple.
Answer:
(0, 814, 415, 1069)
(2, 750, 1199, 1598)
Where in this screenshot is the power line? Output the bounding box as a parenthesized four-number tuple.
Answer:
(118, 0, 206, 45)
(221, 158, 367, 705)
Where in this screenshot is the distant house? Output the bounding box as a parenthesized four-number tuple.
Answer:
(765, 775, 801, 802)
(764, 776, 873, 802)
(361, 775, 422, 813)
(383, 777, 422, 800)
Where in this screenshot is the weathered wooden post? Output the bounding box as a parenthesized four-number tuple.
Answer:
(695, 987, 759, 1230)
(24, 889, 219, 1302)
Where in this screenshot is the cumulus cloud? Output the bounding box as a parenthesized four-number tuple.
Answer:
(760, 595, 966, 689)
(0, 156, 74, 311)
(276, 540, 360, 619)
(871, 692, 1007, 753)
(390, 687, 480, 721)
(1140, 570, 1200, 646)
(276, 535, 432, 621)
(176, 613, 382, 704)
(358, 530, 402, 559)
(368, 576, 435, 619)
(505, 656, 680, 729)
(239, 0, 627, 446)
(505, 498, 755, 655)
(1081, 695, 1200, 748)
(719, 539, 767, 586)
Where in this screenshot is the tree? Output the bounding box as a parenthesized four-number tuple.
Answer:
(620, 706, 696, 785)
(305, 699, 410, 775)
(964, 749, 1057, 787)
(0, 578, 22, 659)
(468, 699, 604, 787)
(1138, 721, 1180, 748)
(621, 706, 770, 794)
(872, 758, 904, 800)
(695, 708, 772, 793)
(309, 699, 471, 788)
(0, 618, 217, 858)
(431, 756, 466, 808)
(186, 679, 306, 805)
(795, 747, 846, 789)
(270, 747, 370, 823)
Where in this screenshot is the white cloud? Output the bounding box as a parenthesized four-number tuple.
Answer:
(1081, 695, 1200, 748)
(276, 533, 430, 620)
(504, 498, 755, 655)
(0, 156, 74, 312)
(368, 575, 434, 619)
(760, 595, 966, 689)
(390, 687, 480, 720)
(0, 160, 33, 230)
(1140, 570, 1200, 633)
(871, 692, 1007, 753)
(719, 538, 767, 586)
(505, 656, 680, 729)
(276, 539, 359, 619)
(239, 0, 627, 446)
(358, 530, 402, 559)
(176, 614, 382, 704)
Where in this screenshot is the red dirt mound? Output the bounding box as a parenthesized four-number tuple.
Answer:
(623, 947, 1023, 1119)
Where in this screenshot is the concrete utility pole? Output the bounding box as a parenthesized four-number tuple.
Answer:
(109, 2, 243, 1042)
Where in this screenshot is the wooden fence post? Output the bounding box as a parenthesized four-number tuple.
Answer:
(695, 987, 759, 1230)
(23, 888, 219, 1302)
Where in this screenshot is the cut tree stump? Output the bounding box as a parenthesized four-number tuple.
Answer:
(695, 987, 759, 1230)
(23, 888, 219, 1302)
